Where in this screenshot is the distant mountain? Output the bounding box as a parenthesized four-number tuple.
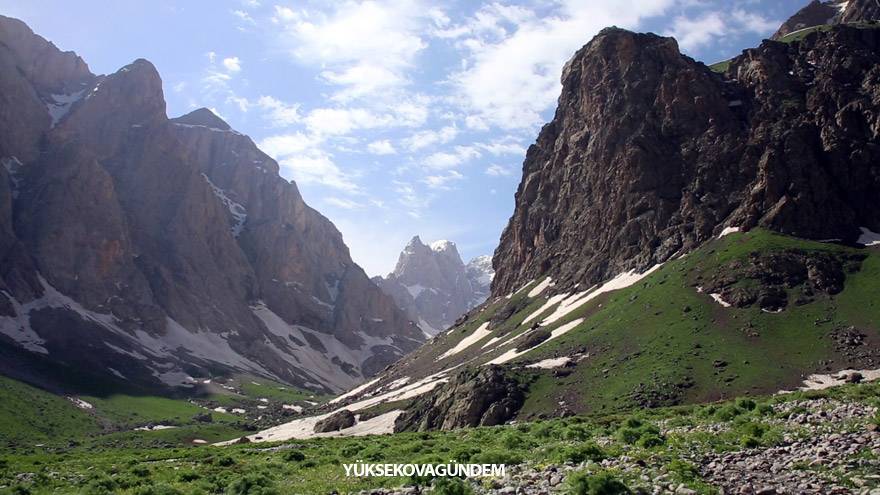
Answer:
(373, 237, 493, 335)
(772, 0, 880, 40)
(0, 15, 424, 395)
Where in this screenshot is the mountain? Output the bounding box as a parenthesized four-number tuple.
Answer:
(254, 21, 880, 438)
(773, 0, 880, 40)
(372, 236, 493, 335)
(0, 15, 424, 396)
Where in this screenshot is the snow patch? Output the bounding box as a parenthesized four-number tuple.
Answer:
(719, 226, 741, 238)
(540, 265, 662, 327)
(328, 377, 381, 405)
(201, 173, 247, 237)
(282, 404, 304, 413)
(796, 368, 880, 391)
(45, 90, 86, 127)
(486, 318, 585, 365)
(526, 356, 572, 369)
(527, 277, 553, 298)
(67, 397, 93, 410)
(858, 227, 880, 247)
(438, 322, 492, 360)
(710, 293, 732, 308)
(223, 409, 403, 443)
(134, 424, 177, 431)
(405, 284, 426, 298)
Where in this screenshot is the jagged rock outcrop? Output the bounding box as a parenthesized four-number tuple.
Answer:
(491, 24, 880, 297)
(313, 409, 356, 433)
(393, 366, 524, 432)
(773, 0, 880, 40)
(373, 237, 493, 335)
(0, 15, 424, 394)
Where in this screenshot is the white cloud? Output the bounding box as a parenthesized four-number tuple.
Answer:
(271, 1, 434, 99)
(446, 0, 676, 130)
(367, 140, 396, 155)
(259, 132, 317, 157)
(233, 10, 256, 24)
(222, 56, 242, 72)
(485, 164, 514, 177)
(305, 108, 391, 135)
(665, 8, 779, 52)
(404, 125, 458, 151)
(423, 145, 481, 169)
(257, 95, 301, 126)
(477, 138, 526, 156)
(279, 153, 360, 193)
(325, 197, 364, 209)
(423, 170, 464, 189)
(206, 51, 217, 64)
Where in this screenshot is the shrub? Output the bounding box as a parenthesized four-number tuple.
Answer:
(713, 405, 744, 422)
(736, 398, 756, 411)
(83, 476, 117, 495)
(133, 484, 183, 495)
(665, 459, 699, 482)
(553, 443, 606, 464)
(562, 425, 592, 441)
(432, 478, 474, 495)
(178, 471, 201, 482)
(566, 471, 631, 495)
(636, 435, 665, 448)
(615, 428, 641, 444)
(282, 450, 305, 462)
(130, 465, 151, 477)
(216, 456, 236, 467)
(225, 473, 277, 495)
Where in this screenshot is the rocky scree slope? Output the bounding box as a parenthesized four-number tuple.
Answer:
(373, 236, 493, 335)
(311, 23, 880, 432)
(0, 15, 424, 395)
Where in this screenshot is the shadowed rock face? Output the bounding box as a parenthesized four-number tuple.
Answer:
(393, 366, 524, 432)
(0, 15, 424, 394)
(373, 237, 493, 335)
(491, 25, 880, 297)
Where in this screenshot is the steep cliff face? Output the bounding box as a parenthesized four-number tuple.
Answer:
(492, 25, 880, 297)
(373, 237, 492, 335)
(0, 15, 424, 394)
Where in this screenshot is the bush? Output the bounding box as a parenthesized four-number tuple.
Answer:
(225, 473, 277, 495)
(713, 405, 744, 422)
(282, 450, 305, 462)
(567, 471, 631, 495)
(83, 476, 116, 495)
(666, 459, 699, 482)
(736, 398, 756, 411)
(636, 434, 665, 448)
(553, 443, 606, 464)
(431, 478, 474, 495)
(133, 484, 183, 495)
(178, 471, 201, 482)
(562, 425, 592, 441)
(615, 428, 641, 444)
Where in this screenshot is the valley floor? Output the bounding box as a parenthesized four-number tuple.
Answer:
(0, 379, 878, 494)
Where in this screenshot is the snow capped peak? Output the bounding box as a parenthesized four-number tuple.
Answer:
(430, 240, 456, 252)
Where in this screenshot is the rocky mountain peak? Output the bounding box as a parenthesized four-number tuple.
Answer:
(172, 107, 231, 131)
(0, 16, 424, 394)
(491, 23, 880, 298)
(374, 238, 493, 335)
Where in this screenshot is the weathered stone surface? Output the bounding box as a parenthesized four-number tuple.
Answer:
(492, 25, 880, 298)
(313, 409, 356, 433)
(0, 15, 424, 394)
(394, 366, 524, 432)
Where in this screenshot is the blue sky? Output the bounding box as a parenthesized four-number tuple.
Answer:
(0, 0, 807, 275)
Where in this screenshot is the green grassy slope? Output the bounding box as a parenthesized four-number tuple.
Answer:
(363, 230, 878, 421)
(1, 380, 877, 494)
(510, 230, 879, 416)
